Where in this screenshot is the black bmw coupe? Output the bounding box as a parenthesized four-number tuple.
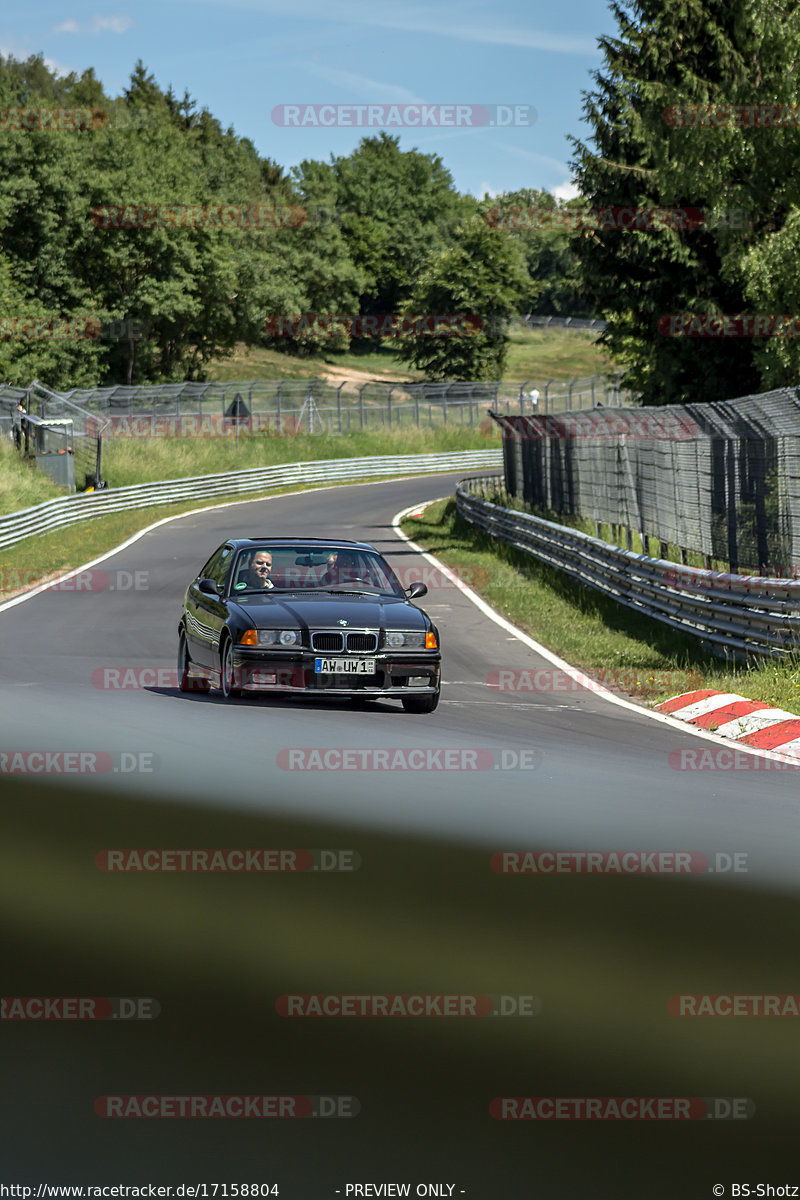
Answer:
(178, 537, 441, 713)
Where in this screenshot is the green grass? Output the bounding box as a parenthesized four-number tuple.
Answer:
(101, 426, 498, 488)
(204, 327, 617, 385)
(205, 341, 422, 383)
(0, 437, 66, 515)
(401, 496, 800, 713)
(502, 327, 616, 382)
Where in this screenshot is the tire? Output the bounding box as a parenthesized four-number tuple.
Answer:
(178, 631, 210, 693)
(402, 691, 440, 714)
(220, 637, 242, 699)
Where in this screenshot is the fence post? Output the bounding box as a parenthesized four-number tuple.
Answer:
(337, 383, 344, 433)
(358, 383, 367, 430)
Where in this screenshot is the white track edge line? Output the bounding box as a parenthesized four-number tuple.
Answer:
(391, 497, 800, 767)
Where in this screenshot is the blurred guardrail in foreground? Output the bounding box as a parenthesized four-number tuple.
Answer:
(457, 476, 800, 660)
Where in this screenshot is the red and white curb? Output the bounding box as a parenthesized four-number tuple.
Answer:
(657, 690, 800, 760)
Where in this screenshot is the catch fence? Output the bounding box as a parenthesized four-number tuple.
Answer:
(493, 386, 800, 574)
(9, 374, 630, 438)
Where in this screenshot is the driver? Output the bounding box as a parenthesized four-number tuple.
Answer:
(246, 550, 274, 589)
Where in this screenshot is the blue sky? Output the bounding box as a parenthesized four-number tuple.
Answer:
(4, 0, 617, 198)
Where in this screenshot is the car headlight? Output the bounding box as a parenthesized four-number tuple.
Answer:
(239, 628, 300, 646)
(385, 631, 427, 649)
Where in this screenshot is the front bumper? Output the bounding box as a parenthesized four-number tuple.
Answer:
(229, 647, 441, 696)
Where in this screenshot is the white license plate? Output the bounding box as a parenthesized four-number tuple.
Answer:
(314, 657, 376, 674)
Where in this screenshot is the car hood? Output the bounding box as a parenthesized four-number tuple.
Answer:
(228, 592, 429, 630)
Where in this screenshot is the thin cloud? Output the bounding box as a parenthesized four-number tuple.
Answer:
(496, 140, 573, 173)
(51, 14, 133, 35)
(304, 64, 425, 105)
(91, 15, 133, 33)
(173, 0, 599, 54)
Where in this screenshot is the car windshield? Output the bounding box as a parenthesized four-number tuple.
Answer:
(229, 546, 406, 596)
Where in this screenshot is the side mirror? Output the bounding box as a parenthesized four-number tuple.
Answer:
(406, 581, 428, 599)
(198, 578, 219, 596)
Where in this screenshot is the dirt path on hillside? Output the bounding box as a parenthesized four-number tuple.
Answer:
(316, 364, 418, 386)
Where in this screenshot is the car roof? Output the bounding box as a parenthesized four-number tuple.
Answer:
(226, 537, 378, 552)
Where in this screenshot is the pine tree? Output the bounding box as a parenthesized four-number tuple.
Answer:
(570, 0, 800, 404)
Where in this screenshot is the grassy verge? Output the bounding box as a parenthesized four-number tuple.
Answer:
(101, 426, 497, 488)
(401, 497, 800, 713)
(0, 438, 66, 515)
(204, 327, 617, 385)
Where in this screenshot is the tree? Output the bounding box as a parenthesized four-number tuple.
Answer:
(395, 217, 531, 380)
(569, 0, 800, 404)
(329, 133, 472, 315)
(480, 189, 591, 316)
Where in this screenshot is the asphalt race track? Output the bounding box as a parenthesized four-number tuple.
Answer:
(2, 471, 800, 1195)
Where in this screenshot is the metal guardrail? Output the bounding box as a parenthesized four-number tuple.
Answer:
(522, 315, 607, 333)
(457, 476, 800, 660)
(0, 450, 502, 552)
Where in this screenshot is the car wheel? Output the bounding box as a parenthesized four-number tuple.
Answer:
(178, 631, 209, 693)
(401, 691, 440, 714)
(220, 637, 242, 699)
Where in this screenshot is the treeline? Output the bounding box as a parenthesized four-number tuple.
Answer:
(6, 1, 800, 404)
(0, 56, 588, 389)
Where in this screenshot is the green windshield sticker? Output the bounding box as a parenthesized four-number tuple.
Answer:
(234, 582, 247, 590)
